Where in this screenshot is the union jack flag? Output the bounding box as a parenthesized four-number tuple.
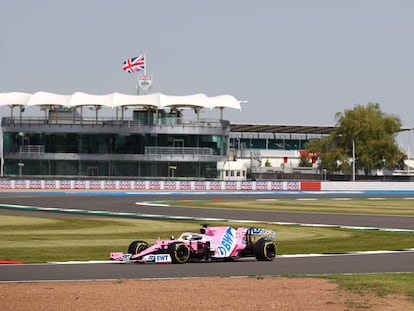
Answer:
(122, 54, 145, 73)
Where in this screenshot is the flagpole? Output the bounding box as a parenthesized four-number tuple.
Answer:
(144, 52, 147, 76)
(137, 53, 146, 95)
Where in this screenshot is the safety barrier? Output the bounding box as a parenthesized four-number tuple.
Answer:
(1, 180, 413, 191)
(0, 180, 314, 191)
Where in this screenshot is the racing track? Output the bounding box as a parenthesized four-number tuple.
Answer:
(1, 191, 414, 282)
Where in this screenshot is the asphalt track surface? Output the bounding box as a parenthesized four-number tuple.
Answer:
(1, 191, 414, 282)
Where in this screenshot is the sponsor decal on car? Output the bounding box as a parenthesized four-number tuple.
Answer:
(110, 252, 132, 261)
(245, 228, 276, 241)
(144, 254, 172, 263)
(246, 228, 264, 235)
(216, 227, 237, 257)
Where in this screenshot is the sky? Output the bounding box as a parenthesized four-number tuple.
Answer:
(1, 1, 414, 150)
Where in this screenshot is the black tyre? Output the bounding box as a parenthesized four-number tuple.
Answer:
(168, 242, 190, 264)
(254, 238, 277, 261)
(128, 240, 149, 255)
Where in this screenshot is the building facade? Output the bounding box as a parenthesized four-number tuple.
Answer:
(2, 115, 230, 179)
(0, 92, 334, 180)
(0, 92, 241, 179)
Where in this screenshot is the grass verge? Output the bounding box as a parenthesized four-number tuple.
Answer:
(323, 273, 414, 301)
(0, 214, 413, 262)
(165, 199, 414, 216)
(284, 273, 414, 305)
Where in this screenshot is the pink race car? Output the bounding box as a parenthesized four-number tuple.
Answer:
(110, 224, 277, 264)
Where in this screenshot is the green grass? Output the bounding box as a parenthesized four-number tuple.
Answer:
(323, 273, 414, 301)
(284, 273, 414, 303)
(165, 199, 414, 216)
(0, 215, 202, 262)
(0, 214, 413, 262)
(278, 227, 414, 255)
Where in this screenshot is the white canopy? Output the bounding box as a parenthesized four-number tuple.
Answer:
(0, 92, 32, 107)
(26, 92, 70, 108)
(404, 159, 414, 169)
(0, 91, 244, 111)
(68, 92, 114, 108)
(209, 95, 246, 109)
(159, 93, 211, 109)
(112, 92, 161, 108)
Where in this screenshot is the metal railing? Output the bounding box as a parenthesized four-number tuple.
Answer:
(145, 146, 214, 155)
(20, 145, 45, 155)
(2, 116, 228, 129)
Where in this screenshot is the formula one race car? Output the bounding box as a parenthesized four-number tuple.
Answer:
(110, 225, 277, 264)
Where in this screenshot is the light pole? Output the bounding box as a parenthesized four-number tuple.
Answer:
(18, 162, 24, 178)
(108, 137, 113, 178)
(408, 128, 413, 175)
(250, 142, 253, 179)
(352, 139, 355, 181)
(18, 132, 24, 177)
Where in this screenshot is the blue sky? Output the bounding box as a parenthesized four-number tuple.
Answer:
(1, 1, 413, 148)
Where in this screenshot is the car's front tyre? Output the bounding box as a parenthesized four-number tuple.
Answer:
(128, 240, 149, 255)
(168, 242, 190, 264)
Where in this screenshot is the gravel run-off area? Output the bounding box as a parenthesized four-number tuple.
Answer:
(2, 277, 414, 310)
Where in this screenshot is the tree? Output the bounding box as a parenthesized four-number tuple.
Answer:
(306, 103, 405, 176)
(298, 154, 312, 167)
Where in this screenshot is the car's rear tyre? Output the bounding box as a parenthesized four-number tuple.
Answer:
(168, 242, 190, 264)
(254, 238, 277, 261)
(128, 240, 149, 255)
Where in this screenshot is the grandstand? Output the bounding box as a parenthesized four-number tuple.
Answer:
(0, 91, 342, 180)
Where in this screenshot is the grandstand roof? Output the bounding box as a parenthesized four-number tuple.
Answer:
(0, 91, 244, 111)
(230, 123, 336, 135)
(230, 123, 412, 135)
